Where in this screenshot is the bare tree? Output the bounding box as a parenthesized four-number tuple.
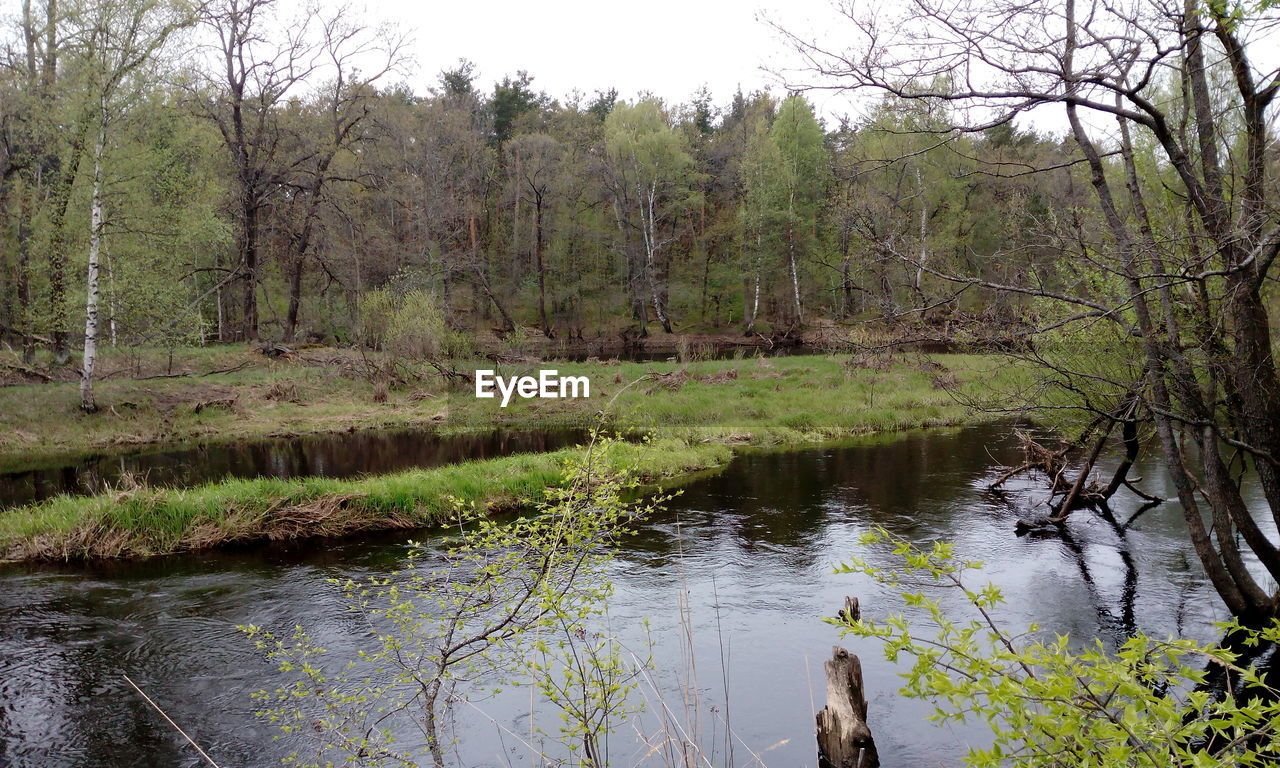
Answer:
(190, 0, 318, 341)
(781, 0, 1280, 617)
(279, 10, 406, 342)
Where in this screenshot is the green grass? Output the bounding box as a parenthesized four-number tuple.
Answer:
(0, 350, 1027, 470)
(0, 350, 1035, 562)
(443, 353, 1028, 443)
(0, 438, 732, 561)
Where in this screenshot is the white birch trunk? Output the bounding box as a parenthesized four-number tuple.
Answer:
(640, 181, 672, 332)
(747, 233, 762, 333)
(105, 254, 118, 346)
(787, 190, 803, 325)
(81, 115, 106, 413)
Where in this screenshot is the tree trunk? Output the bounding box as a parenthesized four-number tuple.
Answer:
(744, 237, 761, 337)
(913, 167, 928, 308)
(534, 194, 551, 337)
(474, 267, 516, 333)
(840, 229, 854, 318)
(816, 645, 878, 768)
(45, 112, 91, 364)
(80, 117, 106, 413)
(641, 187, 673, 334)
(1063, 0, 1270, 615)
(285, 254, 304, 341)
(105, 253, 118, 347)
(788, 192, 804, 326)
(17, 191, 35, 365)
(424, 679, 446, 768)
(241, 201, 259, 341)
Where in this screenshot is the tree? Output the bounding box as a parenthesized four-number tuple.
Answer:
(769, 94, 829, 327)
(739, 109, 785, 335)
(243, 439, 654, 768)
(191, 0, 317, 341)
(278, 10, 404, 341)
(507, 132, 563, 337)
(602, 99, 698, 335)
(784, 0, 1280, 618)
(489, 69, 545, 148)
(77, 0, 192, 412)
(10, 0, 88, 364)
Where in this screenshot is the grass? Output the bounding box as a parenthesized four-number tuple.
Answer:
(446, 352, 1029, 442)
(0, 438, 733, 561)
(0, 348, 1035, 562)
(1, 348, 1028, 468)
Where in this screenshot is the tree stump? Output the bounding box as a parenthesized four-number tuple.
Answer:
(816, 645, 879, 768)
(837, 596, 860, 623)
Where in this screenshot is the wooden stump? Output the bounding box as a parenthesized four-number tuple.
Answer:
(837, 596, 860, 623)
(816, 645, 879, 768)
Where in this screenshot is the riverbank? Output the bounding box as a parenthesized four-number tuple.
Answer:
(0, 351, 1031, 561)
(0, 348, 1019, 470)
(0, 438, 733, 561)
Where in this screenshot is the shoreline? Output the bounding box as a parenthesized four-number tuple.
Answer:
(0, 353, 1029, 563)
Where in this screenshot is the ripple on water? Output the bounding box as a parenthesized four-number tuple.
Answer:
(0, 423, 1247, 767)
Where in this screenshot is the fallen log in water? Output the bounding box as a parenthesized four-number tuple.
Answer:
(816, 644, 879, 768)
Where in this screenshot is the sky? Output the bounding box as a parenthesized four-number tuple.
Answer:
(374, 0, 848, 116)
(326, 0, 1280, 138)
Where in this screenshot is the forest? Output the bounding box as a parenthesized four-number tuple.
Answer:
(4, 0, 1280, 766)
(0, 0, 1077, 370)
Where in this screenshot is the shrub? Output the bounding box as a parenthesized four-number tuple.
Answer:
(836, 528, 1280, 767)
(358, 288, 471, 360)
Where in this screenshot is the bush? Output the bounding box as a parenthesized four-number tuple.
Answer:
(358, 288, 471, 359)
(836, 527, 1280, 767)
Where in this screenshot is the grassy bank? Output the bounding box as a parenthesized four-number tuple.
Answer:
(0, 348, 1025, 470)
(0, 438, 732, 561)
(0, 350, 1032, 562)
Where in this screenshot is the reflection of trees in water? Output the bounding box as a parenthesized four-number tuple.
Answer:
(1002, 491, 1280, 747)
(994, 468, 1185, 648)
(621, 424, 1028, 568)
(1052, 505, 1141, 643)
(0, 428, 591, 509)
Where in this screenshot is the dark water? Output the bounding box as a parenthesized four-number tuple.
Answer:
(547, 341, 951, 362)
(0, 424, 1256, 768)
(0, 427, 591, 510)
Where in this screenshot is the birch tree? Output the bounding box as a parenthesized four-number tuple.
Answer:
(602, 99, 697, 335)
(739, 112, 785, 335)
(76, 0, 190, 412)
(769, 95, 829, 327)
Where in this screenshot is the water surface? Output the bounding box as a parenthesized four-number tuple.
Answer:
(0, 427, 590, 510)
(0, 424, 1246, 767)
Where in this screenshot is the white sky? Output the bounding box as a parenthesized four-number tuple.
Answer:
(326, 0, 1279, 137)
(373, 0, 846, 115)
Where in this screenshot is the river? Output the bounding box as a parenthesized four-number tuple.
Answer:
(0, 423, 1246, 767)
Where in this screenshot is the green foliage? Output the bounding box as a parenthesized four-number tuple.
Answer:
(740, 113, 787, 251)
(770, 95, 830, 216)
(359, 288, 471, 359)
(836, 527, 1280, 767)
(241, 438, 663, 767)
(0, 434, 728, 560)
